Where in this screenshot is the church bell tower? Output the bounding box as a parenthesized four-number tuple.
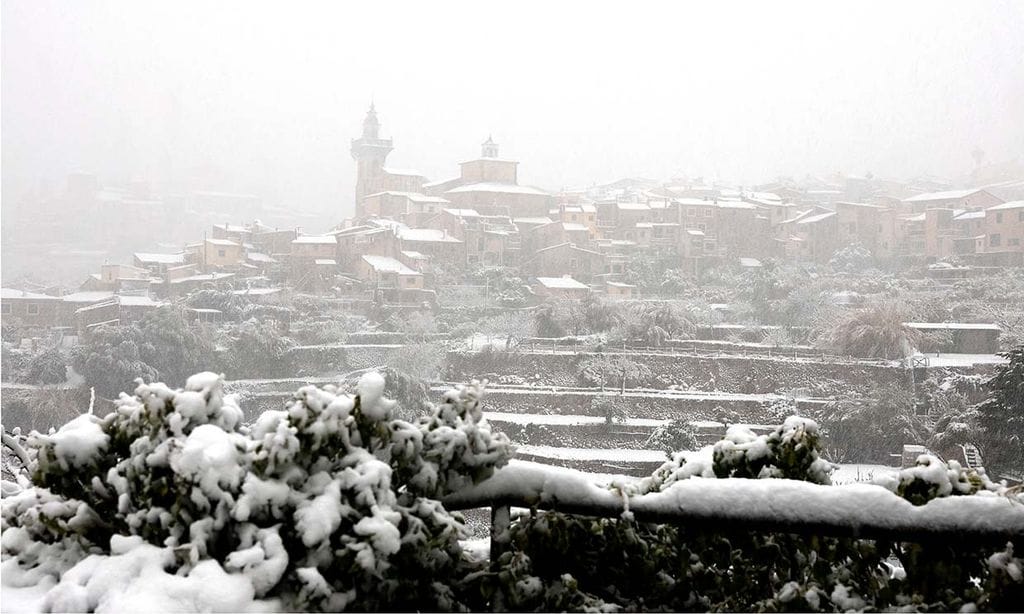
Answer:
(350, 103, 394, 216)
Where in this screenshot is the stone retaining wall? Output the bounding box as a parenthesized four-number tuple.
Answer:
(448, 350, 906, 397)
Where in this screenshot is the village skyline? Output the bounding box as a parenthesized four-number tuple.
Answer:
(3, 0, 1023, 220)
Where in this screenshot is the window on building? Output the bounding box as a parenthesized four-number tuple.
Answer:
(1010, 238, 1020, 246)
(1018, 211, 1024, 222)
(26, 304, 39, 316)
(990, 234, 1001, 247)
(698, 224, 707, 232)
(687, 208, 696, 217)
(406, 278, 416, 285)
(1, 304, 11, 315)
(997, 212, 1003, 223)
(477, 238, 485, 251)
(218, 249, 226, 258)
(570, 258, 579, 270)
(703, 208, 712, 217)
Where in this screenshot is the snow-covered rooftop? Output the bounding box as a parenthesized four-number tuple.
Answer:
(534, 242, 602, 256)
(835, 201, 888, 210)
(397, 228, 462, 243)
(443, 208, 480, 218)
(314, 259, 337, 266)
(246, 252, 277, 263)
(535, 276, 589, 290)
(513, 217, 553, 225)
(60, 291, 116, 303)
(364, 191, 449, 203)
(796, 211, 836, 224)
(134, 252, 185, 265)
(954, 210, 985, 221)
(0, 288, 59, 300)
(292, 235, 337, 245)
(674, 198, 717, 206)
(362, 255, 421, 275)
(986, 200, 1024, 211)
(903, 188, 984, 203)
(118, 295, 164, 307)
(445, 182, 549, 196)
(205, 238, 239, 247)
(168, 272, 235, 285)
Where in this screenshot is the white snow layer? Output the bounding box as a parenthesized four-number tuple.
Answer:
(3, 535, 280, 613)
(442, 460, 1024, 538)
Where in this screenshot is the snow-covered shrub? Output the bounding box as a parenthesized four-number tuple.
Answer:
(500, 416, 1024, 612)
(891, 454, 1003, 506)
(644, 418, 698, 455)
(2, 371, 513, 611)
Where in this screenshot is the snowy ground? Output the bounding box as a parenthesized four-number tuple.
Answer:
(911, 353, 1008, 368)
(1, 580, 53, 614)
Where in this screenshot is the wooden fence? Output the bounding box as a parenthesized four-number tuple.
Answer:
(443, 462, 1024, 566)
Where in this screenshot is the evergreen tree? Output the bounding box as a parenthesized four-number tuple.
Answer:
(976, 345, 1024, 477)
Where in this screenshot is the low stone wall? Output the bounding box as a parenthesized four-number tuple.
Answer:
(448, 350, 906, 397)
(287, 344, 407, 376)
(479, 389, 777, 422)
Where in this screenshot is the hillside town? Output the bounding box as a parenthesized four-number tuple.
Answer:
(4, 105, 1024, 335)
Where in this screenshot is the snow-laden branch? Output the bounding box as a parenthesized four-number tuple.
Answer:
(1, 428, 32, 472)
(442, 460, 1024, 542)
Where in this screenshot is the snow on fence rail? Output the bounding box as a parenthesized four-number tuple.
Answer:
(443, 461, 1024, 561)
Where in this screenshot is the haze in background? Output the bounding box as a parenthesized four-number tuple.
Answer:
(3, 0, 1023, 218)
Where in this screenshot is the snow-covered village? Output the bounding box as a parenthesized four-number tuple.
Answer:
(2, 2, 1023, 612)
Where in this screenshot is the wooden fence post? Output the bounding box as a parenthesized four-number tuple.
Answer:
(490, 503, 511, 611)
(490, 504, 511, 569)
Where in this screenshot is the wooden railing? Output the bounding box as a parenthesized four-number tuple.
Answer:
(443, 461, 1024, 564)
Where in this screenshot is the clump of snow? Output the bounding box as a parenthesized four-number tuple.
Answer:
(357, 371, 394, 420)
(829, 583, 866, 611)
(33, 415, 109, 470)
(172, 424, 244, 493)
(40, 536, 267, 613)
(988, 542, 1023, 583)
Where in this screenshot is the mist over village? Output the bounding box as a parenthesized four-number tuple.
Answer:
(2, 2, 1023, 613)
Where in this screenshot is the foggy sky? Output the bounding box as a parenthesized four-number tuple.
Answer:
(3, 1, 1023, 217)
